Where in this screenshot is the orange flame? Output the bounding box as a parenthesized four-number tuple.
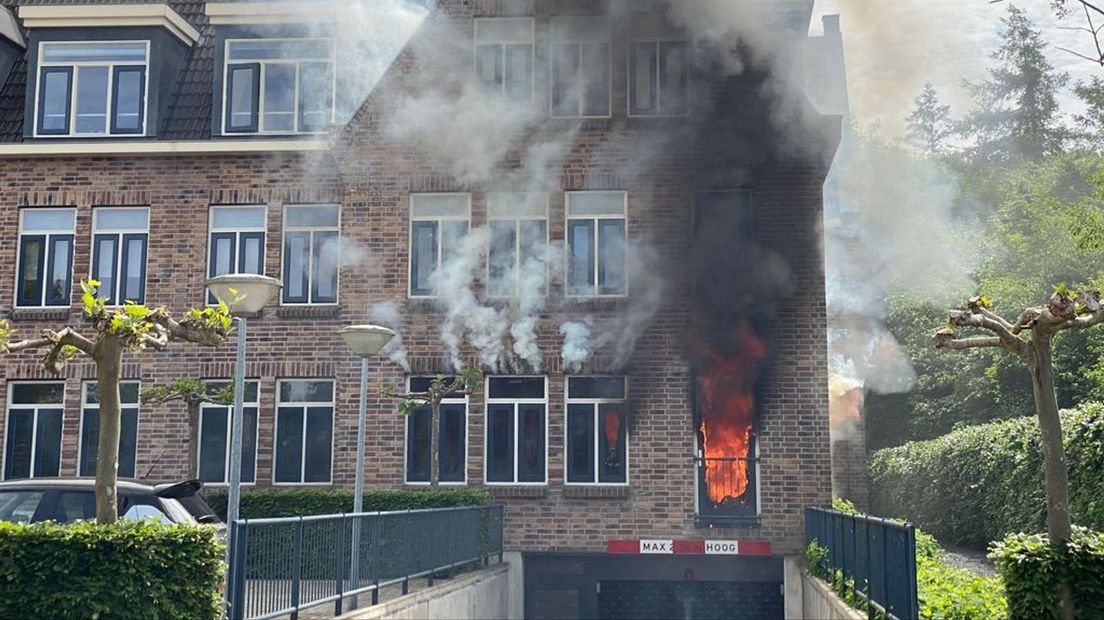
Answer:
(604, 410, 621, 450)
(698, 321, 769, 505)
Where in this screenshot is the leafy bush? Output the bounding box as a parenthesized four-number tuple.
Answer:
(870, 402, 1104, 548)
(0, 520, 223, 620)
(989, 527, 1104, 619)
(203, 487, 489, 521)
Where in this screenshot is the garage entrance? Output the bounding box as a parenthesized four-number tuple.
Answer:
(597, 580, 783, 620)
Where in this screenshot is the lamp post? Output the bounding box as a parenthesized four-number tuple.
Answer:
(339, 324, 395, 605)
(205, 274, 282, 543)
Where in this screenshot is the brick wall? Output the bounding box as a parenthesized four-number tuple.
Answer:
(0, 0, 836, 555)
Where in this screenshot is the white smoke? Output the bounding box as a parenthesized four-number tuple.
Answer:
(368, 301, 410, 372)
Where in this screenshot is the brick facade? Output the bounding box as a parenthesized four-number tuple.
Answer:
(0, 0, 837, 556)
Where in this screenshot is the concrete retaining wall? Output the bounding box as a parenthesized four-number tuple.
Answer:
(799, 569, 865, 620)
(343, 564, 511, 620)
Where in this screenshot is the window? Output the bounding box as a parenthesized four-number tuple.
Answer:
(565, 192, 627, 296)
(485, 377, 546, 484)
(409, 194, 470, 297)
(487, 193, 548, 298)
(36, 41, 148, 136)
(475, 18, 534, 105)
(282, 205, 339, 304)
(628, 14, 688, 117)
(17, 208, 75, 308)
(551, 16, 610, 118)
(405, 377, 467, 484)
(223, 39, 335, 134)
(566, 377, 627, 484)
(79, 382, 140, 478)
(197, 381, 259, 484)
(3, 383, 64, 480)
(91, 208, 148, 305)
(207, 206, 266, 304)
(274, 380, 333, 484)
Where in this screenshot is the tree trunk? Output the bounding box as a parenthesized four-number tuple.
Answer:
(94, 336, 125, 524)
(1028, 332, 1075, 620)
(186, 400, 201, 479)
(430, 403, 440, 487)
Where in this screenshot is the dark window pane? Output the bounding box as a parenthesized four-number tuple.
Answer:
(567, 220, 594, 295)
(581, 43, 609, 116)
(120, 235, 146, 303)
(118, 407, 138, 478)
(33, 409, 63, 477)
(475, 44, 502, 87)
(598, 404, 627, 483)
(46, 236, 73, 306)
(303, 406, 332, 482)
(659, 42, 688, 115)
(18, 236, 45, 306)
(488, 220, 517, 297)
(505, 44, 532, 103)
(11, 384, 64, 405)
(406, 406, 431, 482)
(75, 66, 109, 134)
(629, 42, 657, 115)
(598, 220, 626, 295)
(4, 410, 33, 479)
(274, 407, 304, 483)
(298, 62, 333, 132)
(239, 233, 265, 275)
(409, 377, 461, 394)
(283, 231, 310, 303)
(567, 377, 626, 400)
(80, 406, 139, 478)
(79, 409, 97, 477)
(112, 67, 145, 132)
(242, 406, 258, 484)
(85, 382, 139, 405)
(439, 404, 466, 482)
(410, 220, 437, 295)
(551, 44, 579, 116)
(279, 381, 332, 403)
(39, 69, 72, 133)
(227, 64, 259, 131)
(263, 64, 296, 132)
(486, 404, 514, 482)
(488, 377, 544, 400)
(199, 406, 228, 482)
(517, 404, 545, 482)
(92, 235, 118, 304)
(566, 404, 594, 483)
(441, 220, 468, 266)
(312, 231, 339, 303)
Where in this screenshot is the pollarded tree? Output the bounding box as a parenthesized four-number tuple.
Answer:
(934, 286, 1103, 619)
(141, 379, 233, 479)
(0, 280, 234, 523)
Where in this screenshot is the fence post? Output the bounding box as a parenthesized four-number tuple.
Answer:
(291, 518, 303, 620)
(335, 516, 346, 617)
(907, 524, 919, 620)
(227, 520, 249, 620)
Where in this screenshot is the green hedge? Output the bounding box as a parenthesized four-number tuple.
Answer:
(203, 488, 489, 521)
(870, 402, 1104, 548)
(989, 527, 1104, 619)
(0, 520, 223, 620)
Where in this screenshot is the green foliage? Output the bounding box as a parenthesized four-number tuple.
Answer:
(0, 519, 223, 620)
(917, 552, 1007, 620)
(389, 363, 484, 417)
(870, 403, 1104, 548)
(202, 488, 489, 521)
(805, 540, 829, 577)
(989, 527, 1104, 619)
(141, 378, 232, 406)
(182, 303, 234, 335)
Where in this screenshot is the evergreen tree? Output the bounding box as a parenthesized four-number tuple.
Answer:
(963, 6, 1069, 162)
(1074, 76, 1104, 149)
(906, 82, 954, 154)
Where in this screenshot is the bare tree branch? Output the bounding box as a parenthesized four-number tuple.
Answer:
(947, 309, 1028, 356)
(935, 335, 1004, 350)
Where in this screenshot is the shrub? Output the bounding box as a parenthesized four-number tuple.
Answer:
(203, 487, 489, 521)
(869, 402, 1104, 548)
(0, 520, 223, 620)
(989, 526, 1104, 619)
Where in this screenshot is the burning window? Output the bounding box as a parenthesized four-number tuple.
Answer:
(566, 376, 628, 485)
(405, 376, 467, 484)
(485, 377, 546, 484)
(474, 18, 534, 105)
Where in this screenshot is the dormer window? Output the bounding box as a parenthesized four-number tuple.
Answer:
(36, 42, 148, 137)
(223, 39, 335, 134)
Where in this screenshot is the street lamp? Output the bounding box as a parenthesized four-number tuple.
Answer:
(339, 324, 395, 604)
(205, 274, 282, 537)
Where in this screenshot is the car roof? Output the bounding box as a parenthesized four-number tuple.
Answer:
(0, 477, 159, 493)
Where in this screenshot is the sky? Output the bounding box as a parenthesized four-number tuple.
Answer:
(811, 0, 1101, 139)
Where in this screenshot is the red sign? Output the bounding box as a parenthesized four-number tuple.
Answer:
(606, 540, 771, 556)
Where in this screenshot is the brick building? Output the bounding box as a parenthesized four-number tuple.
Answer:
(0, 0, 843, 616)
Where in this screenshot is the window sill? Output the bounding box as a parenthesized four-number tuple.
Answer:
(9, 307, 72, 322)
(694, 515, 761, 529)
(563, 485, 630, 499)
(276, 305, 341, 319)
(487, 486, 548, 499)
(562, 297, 630, 312)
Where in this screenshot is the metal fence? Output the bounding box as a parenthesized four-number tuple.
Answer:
(226, 504, 505, 620)
(805, 507, 919, 620)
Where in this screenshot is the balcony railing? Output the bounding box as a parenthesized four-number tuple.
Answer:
(694, 456, 759, 526)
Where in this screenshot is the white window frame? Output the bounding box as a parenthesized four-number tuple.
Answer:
(626, 37, 690, 118)
(473, 17, 535, 105)
(221, 37, 337, 136)
(77, 380, 140, 478)
(272, 378, 335, 486)
(486, 192, 549, 299)
(206, 205, 268, 306)
(483, 375, 548, 486)
(408, 193, 472, 299)
(90, 207, 150, 306)
(195, 379, 261, 486)
(549, 15, 612, 119)
(280, 204, 341, 306)
(34, 40, 151, 138)
(564, 191, 629, 298)
(15, 208, 76, 309)
(402, 377, 469, 487)
(564, 376, 629, 487)
(3, 381, 65, 480)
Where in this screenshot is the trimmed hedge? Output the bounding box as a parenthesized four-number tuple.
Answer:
(203, 488, 489, 521)
(989, 526, 1104, 619)
(0, 520, 223, 620)
(870, 402, 1104, 548)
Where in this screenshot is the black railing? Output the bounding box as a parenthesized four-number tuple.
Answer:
(695, 456, 758, 523)
(805, 507, 919, 620)
(226, 504, 504, 620)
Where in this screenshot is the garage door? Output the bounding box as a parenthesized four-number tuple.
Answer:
(596, 580, 783, 620)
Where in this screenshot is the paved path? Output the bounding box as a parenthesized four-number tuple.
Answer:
(941, 544, 997, 578)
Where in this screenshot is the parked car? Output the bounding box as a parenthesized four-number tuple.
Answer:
(0, 478, 223, 535)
